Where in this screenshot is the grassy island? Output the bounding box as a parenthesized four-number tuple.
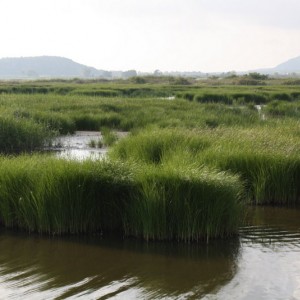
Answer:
(0, 76, 299, 241)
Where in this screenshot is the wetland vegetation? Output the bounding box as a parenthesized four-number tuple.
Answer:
(0, 76, 299, 241)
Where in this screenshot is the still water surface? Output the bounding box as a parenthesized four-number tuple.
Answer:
(52, 131, 107, 160)
(0, 207, 300, 299)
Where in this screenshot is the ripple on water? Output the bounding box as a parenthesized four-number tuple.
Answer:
(0, 207, 300, 299)
(239, 225, 300, 251)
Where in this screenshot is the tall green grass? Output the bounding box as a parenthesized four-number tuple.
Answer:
(124, 164, 242, 242)
(264, 100, 300, 119)
(110, 129, 210, 164)
(0, 91, 288, 135)
(215, 153, 299, 205)
(0, 116, 54, 153)
(111, 126, 300, 206)
(101, 127, 118, 146)
(0, 155, 243, 241)
(0, 156, 134, 234)
(0, 81, 299, 241)
(32, 112, 76, 134)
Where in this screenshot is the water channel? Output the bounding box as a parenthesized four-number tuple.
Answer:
(0, 206, 300, 299)
(3, 131, 299, 299)
(51, 131, 107, 160)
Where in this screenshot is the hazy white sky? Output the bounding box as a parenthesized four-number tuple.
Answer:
(1, 0, 300, 72)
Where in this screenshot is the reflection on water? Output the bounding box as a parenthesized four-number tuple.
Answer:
(54, 148, 106, 160)
(210, 207, 300, 300)
(0, 233, 239, 299)
(0, 207, 300, 299)
(51, 131, 107, 160)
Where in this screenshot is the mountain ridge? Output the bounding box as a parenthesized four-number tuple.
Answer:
(251, 56, 300, 75)
(273, 55, 300, 73)
(0, 55, 299, 78)
(0, 56, 133, 79)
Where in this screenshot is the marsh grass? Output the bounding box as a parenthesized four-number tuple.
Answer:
(0, 156, 134, 234)
(0, 81, 299, 240)
(88, 139, 103, 148)
(111, 126, 300, 206)
(0, 155, 243, 241)
(88, 139, 97, 148)
(124, 164, 243, 242)
(217, 154, 299, 205)
(110, 128, 210, 164)
(0, 93, 265, 134)
(264, 100, 300, 119)
(101, 127, 119, 147)
(0, 116, 54, 153)
(32, 112, 76, 134)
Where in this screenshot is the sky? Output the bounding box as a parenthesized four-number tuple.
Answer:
(0, 0, 300, 72)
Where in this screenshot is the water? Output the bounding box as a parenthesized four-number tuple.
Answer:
(255, 104, 266, 120)
(0, 207, 300, 299)
(52, 131, 107, 160)
(50, 131, 128, 160)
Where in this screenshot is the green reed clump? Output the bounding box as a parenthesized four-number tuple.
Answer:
(71, 89, 119, 97)
(231, 93, 268, 104)
(109, 129, 245, 241)
(40, 159, 134, 234)
(101, 127, 118, 146)
(194, 93, 233, 104)
(88, 139, 104, 148)
(198, 127, 300, 205)
(284, 79, 300, 85)
(202, 103, 259, 126)
(236, 78, 265, 85)
(72, 114, 102, 130)
(271, 93, 292, 101)
(111, 125, 300, 206)
(124, 163, 243, 242)
(0, 156, 134, 234)
(73, 113, 122, 130)
(291, 92, 300, 99)
(264, 101, 300, 119)
(176, 92, 195, 101)
(215, 153, 299, 205)
(0, 93, 262, 132)
(110, 128, 210, 164)
(0, 155, 243, 241)
(88, 139, 97, 148)
(32, 112, 76, 134)
(0, 116, 53, 153)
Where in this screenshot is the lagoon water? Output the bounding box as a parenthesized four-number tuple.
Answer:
(0, 207, 300, 299)
(52, 131, 107, 160)
(51, 131, 128, 160)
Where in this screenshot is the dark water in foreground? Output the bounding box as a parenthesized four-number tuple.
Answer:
(0, 207, 300, 299)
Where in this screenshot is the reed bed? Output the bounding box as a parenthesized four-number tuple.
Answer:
(0, 156, 134, 234)
(125, 164, 242, 242)
(0, 116, 53, 153)
(0, 155, 243, 241)
(0, 94, 263, 134)
(1, 87, 298, 140)
(101, 127, 118, 146)
(0, 81, 299, 241)
(110, 129, 210, 164)
(264, 100, 300, 119)
(111, 125, 300, 205)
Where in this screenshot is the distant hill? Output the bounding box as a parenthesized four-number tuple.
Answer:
(1, 55, 299, 79)
(273, 56, 300, 73)
(253, 56, 300, 75)
(0, 56, 131, 79)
